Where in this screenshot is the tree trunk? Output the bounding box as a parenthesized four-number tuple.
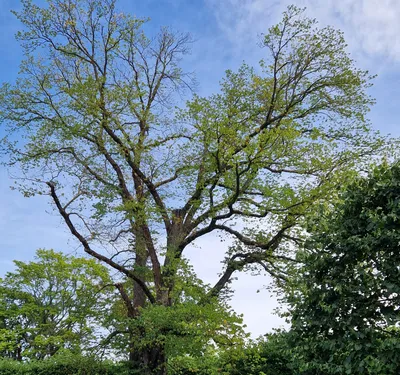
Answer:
(129, 343, 167, 375)
(16, 345, 22, 361)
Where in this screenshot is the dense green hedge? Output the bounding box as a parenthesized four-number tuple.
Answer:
(0, 347, 295, 375)
(0, 339, 296, 375)
(168, 334, 296, 375)
(0, 356, 132, 375)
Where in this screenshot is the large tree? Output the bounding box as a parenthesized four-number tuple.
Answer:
(0, 249, 112, 361)
(0, 1, 385, 373)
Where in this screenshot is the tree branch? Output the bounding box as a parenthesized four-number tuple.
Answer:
(47, 181, 156, 304)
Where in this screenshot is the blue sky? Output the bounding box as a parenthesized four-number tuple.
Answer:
(0, 0, 399, 337)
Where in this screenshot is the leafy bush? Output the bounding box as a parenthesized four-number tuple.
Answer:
(168, 333, 296, 375)
(221, 333, 295, 375)
(0, 355, 132, 375)
(287, 162, 400, 374)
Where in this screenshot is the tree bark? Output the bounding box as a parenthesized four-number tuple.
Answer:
(129, 343, 167, 375)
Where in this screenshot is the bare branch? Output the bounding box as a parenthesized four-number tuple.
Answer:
(47, 181, 156, 304)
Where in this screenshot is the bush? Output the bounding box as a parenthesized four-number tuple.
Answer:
(222, 333, 295, 375)
(168, 333, 296, 375)
(0, 355, 132, 375)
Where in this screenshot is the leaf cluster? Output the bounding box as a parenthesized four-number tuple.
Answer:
(286, 162, 400, 374)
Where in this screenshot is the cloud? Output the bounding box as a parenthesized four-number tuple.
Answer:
(206, 0, 400, 68)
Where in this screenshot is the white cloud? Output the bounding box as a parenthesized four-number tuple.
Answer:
(206, 0, 400, 67)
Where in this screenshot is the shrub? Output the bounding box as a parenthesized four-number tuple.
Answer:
(0, 355, 132, 375)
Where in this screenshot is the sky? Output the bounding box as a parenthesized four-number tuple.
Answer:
(0, 0, 399, 338)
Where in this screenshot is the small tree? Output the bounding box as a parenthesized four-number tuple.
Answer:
(0, 1, 386, 373)
(0, 249, 112, 360)
(287, 162, 400, 374)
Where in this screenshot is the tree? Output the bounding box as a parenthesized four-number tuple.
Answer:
(0, 249, 112, 361)
(0, 1, 385, 373)
(286, 162, 400, 374)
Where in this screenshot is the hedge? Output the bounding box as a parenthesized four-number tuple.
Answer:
(0, 356, 132, 375)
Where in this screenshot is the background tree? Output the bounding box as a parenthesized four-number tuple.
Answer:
(0, 249, 112, 361)
(286, 162, 400, 374)
(0, 1, 386, 373)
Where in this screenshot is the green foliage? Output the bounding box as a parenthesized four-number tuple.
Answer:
(168, 351, 220, 375)
(104, 260, 248, 361)
(0, 355, 131, 375)
(287, 162, 400, 374)
(135, 303, 244, 356)
(0, 249, 113, 360)
(168, 332, 296, 375)
(216, 333, 296, 375)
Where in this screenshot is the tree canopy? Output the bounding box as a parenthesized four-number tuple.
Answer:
(0, 0, 388, 373)
(286, 162, 400, 374)
(0, 249, 111, 361)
